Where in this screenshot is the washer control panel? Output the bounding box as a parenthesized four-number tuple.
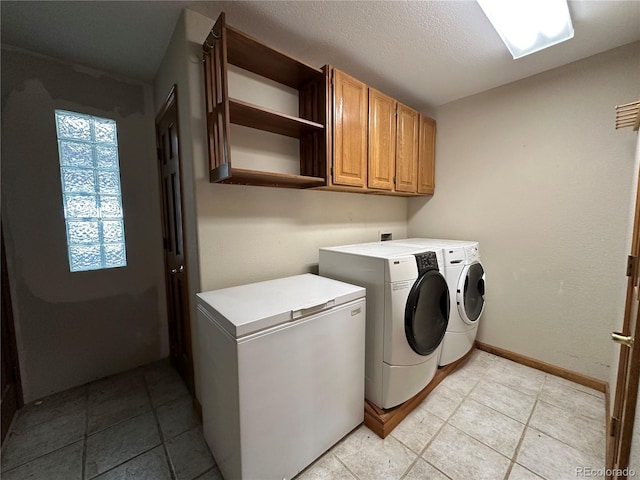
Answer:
(415, 251, 438, 274)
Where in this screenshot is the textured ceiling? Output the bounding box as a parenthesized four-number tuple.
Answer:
(2, 1, 639, 109)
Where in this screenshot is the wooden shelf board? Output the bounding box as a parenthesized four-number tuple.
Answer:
(313, 184, 430, 197)
(229, 98, 323, 139)
(226, 26, 323, 90)
(368, 189, 429, 197)
(364, 347, 474, 439)
(214, 168, 326, 189)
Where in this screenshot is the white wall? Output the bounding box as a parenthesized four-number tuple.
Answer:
(408, 42, 640, 381)
(154, 9, 408, 402)
(1, 47, 168, 402)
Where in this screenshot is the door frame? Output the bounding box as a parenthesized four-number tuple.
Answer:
(1, 224, 23, 444)
(609, 134, 640, 477)
(155, 85, 195, 394)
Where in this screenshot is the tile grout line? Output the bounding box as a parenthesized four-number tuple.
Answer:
(0, 387, 91, 475)
(320, 423, 361, 480)
(535, 397, 605, 425)
(534, 394, 606, 426)
(0, 404, 23, 459)
(417, 356, 530, 479)
(523, 376, 608, 467)
(466, 389, 534, 425)
(84, 405, 155, 437)
(452, 354, 538, 479)
(194, 466, 218, 480)
(330, 452, 360, 480)
(0, 430, 87, 475)
(143, 369, 178, 480)
(87, 445, 165, 480)
(396, 392, 458, 479)
(82, 386, 90, 480)
(397, 359, 491, 479)
(1, 362, 200, 480)
(85, 370, 171, 479)
(502, 372, 547, 480)
(84, 371, 164, 479)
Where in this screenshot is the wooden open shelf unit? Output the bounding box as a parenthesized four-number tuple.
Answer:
(203, 13, 327, 188)
(225, 25, 322, 90)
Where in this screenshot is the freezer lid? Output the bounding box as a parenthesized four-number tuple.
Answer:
(196, 273, 365, 338)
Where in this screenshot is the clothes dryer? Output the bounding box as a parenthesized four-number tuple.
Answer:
(319, 242, 449, 409)
(389, 239, 486, 365)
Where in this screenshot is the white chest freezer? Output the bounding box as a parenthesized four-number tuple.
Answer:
(196, 273, 366, 480)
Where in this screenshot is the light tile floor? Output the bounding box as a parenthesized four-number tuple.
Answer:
(298, 349, 606, 480)
(1, 359, 222, 480)
(1, 350, 606, 480)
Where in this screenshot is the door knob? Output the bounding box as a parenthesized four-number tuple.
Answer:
(612, 332, 634, 348)
(171, 265, 184, 274)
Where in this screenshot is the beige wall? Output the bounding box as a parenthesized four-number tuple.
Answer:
(408, 42, 640, 381)
(154, 9, 408, 402)
(1, 47, 168, 402)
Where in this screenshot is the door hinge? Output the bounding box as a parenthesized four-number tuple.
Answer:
(627, 255, 636, 277)
(611, 416, 620, 437)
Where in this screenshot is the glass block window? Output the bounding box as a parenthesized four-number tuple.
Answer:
(55, 110, 127, 272)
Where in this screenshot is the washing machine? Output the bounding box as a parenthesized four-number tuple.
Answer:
(319, 242, 450, 409)
(389, 238, 486, 366)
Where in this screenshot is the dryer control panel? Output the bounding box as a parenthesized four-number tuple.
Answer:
(415, 251, 439, 275)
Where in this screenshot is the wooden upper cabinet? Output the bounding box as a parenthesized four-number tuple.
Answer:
(333, 69, 368, 187)
(418, 114, 436, 195)
(368, 88, 396, 191)
(200, 14, 435, 195)
(395, 104, 419, 193)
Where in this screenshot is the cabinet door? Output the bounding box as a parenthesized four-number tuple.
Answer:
(333, 69, 368, 187)
(368, 89, 396, 190)
(395, 104, 419, 193)
(418, 115, 436, 195)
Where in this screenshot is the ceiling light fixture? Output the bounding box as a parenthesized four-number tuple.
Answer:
(477, 0, 574, 59)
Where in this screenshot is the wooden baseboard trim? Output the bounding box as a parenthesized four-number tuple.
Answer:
(475, 341, 607, 393)
(364, 348, 474, 439)
(193, 395, 203, 423)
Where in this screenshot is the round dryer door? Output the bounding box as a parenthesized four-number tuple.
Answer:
(457, 262, 485, 324)
(404, 270, 450, 356)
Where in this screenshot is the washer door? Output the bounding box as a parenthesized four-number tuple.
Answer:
(404, 270, 450, 356)
(457, 262, 485, 324)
